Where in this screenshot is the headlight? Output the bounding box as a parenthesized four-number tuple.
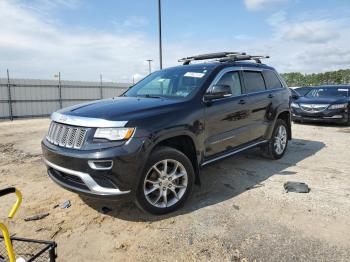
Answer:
(291, 102, 300, 108)
(328, 103, 348, 110)
(94, 127, 135, 141)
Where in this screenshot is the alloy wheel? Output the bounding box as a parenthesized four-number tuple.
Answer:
(274, 125, 287, 155)
(143, 159, 188, 208)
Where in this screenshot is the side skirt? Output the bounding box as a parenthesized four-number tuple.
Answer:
(201, 140, 268, 167)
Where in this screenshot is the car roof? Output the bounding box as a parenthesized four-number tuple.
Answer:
(308, 85, 350, 89)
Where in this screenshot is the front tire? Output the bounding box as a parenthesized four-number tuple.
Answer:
(261, 119, 289, 160)
(135, 146, 195, 215)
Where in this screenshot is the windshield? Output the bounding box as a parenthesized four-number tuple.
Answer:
(124, 67, 211, 98)
(295, 87, 312, 96)
(305, 87, 349, 98)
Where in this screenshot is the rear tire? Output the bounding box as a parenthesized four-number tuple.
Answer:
(261, 119, 289, 160)
(135, 146, 195, 215)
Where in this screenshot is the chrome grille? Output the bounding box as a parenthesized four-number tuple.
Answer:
(46, 122, 87, 149)
(300, 103, 329, 113)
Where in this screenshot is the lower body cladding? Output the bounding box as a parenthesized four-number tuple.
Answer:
(292, 108, 349, 124)
(41, 138, 146, 200)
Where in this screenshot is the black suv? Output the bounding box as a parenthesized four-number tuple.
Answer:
(42, 52, 291, 214)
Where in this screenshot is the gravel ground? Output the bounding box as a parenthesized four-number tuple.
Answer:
(0, 118, 350, 261)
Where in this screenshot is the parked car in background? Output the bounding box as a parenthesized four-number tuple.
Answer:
(42, 52, 292, 214)
(289, 86, 313, 101)
(291, 85, 350, 125)
(290, 88, 301, 101)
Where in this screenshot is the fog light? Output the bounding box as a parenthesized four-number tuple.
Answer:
(88, 160, 113, 170)
(323, 115, 343, 119)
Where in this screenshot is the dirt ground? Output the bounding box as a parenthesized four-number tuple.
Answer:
(0, 118, 350, 261)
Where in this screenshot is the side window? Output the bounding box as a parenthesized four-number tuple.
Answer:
(216, 71, 242, 96)
(243, 71, 266, 93)
(263, 70, 283, 89)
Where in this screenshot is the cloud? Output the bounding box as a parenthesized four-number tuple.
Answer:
(27, 0, 81, 10)
(112, 16, 149, 30)
(0, 0, 156, 82)
(123, 16, 149, 27)
(266, 11, 287, 26)
(276, 19, 340, 44)
(261, 12, 350, 72)
(244, 0, 289, 11)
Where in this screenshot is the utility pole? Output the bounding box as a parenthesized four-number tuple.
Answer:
(6, 69, 13, 120)
(158, 0, 163, 69)
(58, 72, 62, 109)
(146, 59, 153, 74)
(99, 73, 103, 99)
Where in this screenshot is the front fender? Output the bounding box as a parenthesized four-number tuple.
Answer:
(146, 125, 203, 162)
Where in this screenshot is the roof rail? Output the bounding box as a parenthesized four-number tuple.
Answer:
(178, 52, 269, 65)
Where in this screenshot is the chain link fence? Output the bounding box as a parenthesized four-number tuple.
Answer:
(0, 71, 131, 120)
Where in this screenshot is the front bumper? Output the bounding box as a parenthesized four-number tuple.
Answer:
(42, 137, 147, 199)
(291, 108, 349, 123)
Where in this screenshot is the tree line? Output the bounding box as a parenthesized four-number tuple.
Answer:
(280, 69, 350, 87)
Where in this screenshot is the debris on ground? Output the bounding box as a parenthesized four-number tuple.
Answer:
(62, 200, 71, 209)
(188, 236, 194, 245)
(24, 212, 49, 222)
(101, 206, 112, 214)
(50, 227, 62, 239)
(232, 204, 240, 210)
(284, 181, 310, 193)
(246, 183, 264, 191)
(115, 242, 129, 251)
(53, 204, 59, 209)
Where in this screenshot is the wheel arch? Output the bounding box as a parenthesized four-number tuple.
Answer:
(148, 133, 201, 185)
(266, 109, 292, 140)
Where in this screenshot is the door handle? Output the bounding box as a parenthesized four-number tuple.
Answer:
(268, 94, 274, 98)
(239, 99, 246, 105)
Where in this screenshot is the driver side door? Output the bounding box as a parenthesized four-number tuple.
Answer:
(204, 69, 251, 158)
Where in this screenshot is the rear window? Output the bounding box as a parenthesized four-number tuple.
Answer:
(243, 71, 266, 93)
(263, 70, 283, 89)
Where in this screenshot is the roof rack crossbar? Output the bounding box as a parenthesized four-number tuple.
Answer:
(219, 54, 270, 64)
(178, 52, 269, 65)
(178, 52, 245, 65)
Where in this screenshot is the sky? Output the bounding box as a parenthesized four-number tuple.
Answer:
(1, 0, 350, 82)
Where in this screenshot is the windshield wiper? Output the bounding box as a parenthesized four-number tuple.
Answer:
(136, 94, 163, 99)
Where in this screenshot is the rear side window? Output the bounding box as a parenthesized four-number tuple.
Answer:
(243, 71, 266, 93)
(263, 70, 283, 89)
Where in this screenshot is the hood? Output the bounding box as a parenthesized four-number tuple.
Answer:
(59, 96, 183, 121)
(296, 96, 348, 104)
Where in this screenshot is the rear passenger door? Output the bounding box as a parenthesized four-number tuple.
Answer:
(262, 70, 286, 120)
(242, 70, 271, 140)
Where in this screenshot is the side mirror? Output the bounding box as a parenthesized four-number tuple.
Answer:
(291, 93, 300, 99)
(204, 84, 232, 100)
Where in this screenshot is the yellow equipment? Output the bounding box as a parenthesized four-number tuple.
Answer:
(0, 187, 57, 262)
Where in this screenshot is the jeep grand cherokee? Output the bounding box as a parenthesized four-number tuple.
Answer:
(42, 52, 292, 214)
